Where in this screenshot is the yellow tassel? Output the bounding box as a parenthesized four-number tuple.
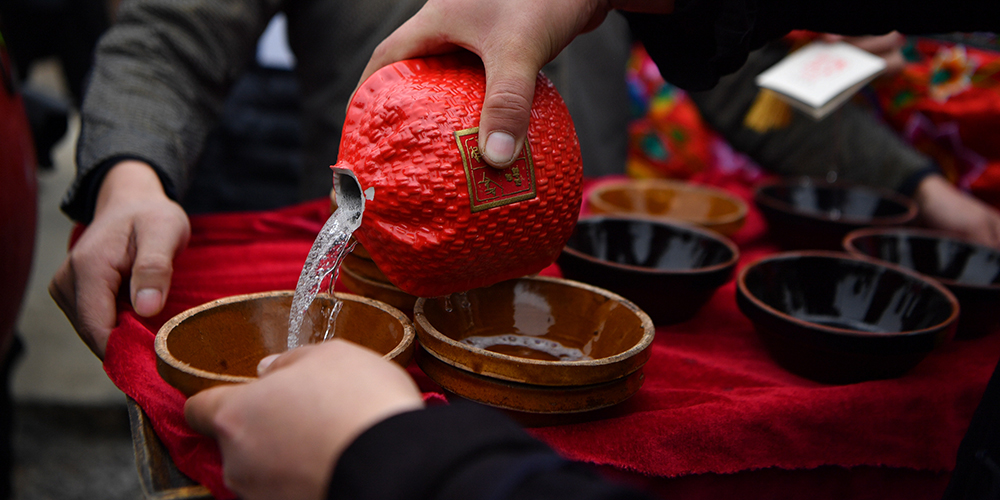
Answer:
(743, 89, 792, 133)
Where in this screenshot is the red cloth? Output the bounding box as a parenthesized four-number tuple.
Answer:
(872, 39, 1000, 207)
(100, 177, 1000, 499)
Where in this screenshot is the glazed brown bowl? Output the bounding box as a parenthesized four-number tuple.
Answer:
(156, 291, 415, 396)
(737, 251, 958, 384)
(415, 349, 647, 414)
(844, 227, 1000, 338)
(414, 276, 655, 387)
(557, 215, 738, 325)
(754, 177, 918, 250)
(587, 178, 748, 236)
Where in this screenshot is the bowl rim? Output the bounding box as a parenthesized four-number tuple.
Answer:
(753, 177, 918, 226)
(155, 290, 416, 385)
(843, 227, 1000, 292)
(586, 177, 749, 227)
(736, 250, 960, 338)
(413, 275, 656, 370)
(561, 214, 740, 275)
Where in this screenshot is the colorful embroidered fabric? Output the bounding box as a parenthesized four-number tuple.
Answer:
(625, 44, 718, 180)
(872, 37, 1000, 208)
(627, 35, 1000, 208)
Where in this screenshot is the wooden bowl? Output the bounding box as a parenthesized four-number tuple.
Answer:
(416, 349, 645, 414)
(155, 291, 415, 396)
(414, 276, 655, 387)
(754, 177, 917, 250)
(587, 178, 748, 236)
(557, 215, 738, 325)
(844, 227, 1000, 338)
(737, 251, 958, 384)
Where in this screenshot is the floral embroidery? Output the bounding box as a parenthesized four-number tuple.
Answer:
(929, 45, 977, 102)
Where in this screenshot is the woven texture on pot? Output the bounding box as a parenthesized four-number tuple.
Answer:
(333, 53, 583, 297)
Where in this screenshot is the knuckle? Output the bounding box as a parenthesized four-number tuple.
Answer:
(483, 86, 533, 117)
(132, 257, 173, 278)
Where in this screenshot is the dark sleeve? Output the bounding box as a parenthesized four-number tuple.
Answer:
(687, 40, 940, 194)
(61, 0, 282, 223)
(625, 0, 1000, 91)
(943, 357, 1000, 500)
(328, 403, 652, 500)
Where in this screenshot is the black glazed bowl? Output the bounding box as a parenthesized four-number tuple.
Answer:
(844, 227, 1000, 338)
(557, 215, 739, 325)
(736, 251, 959, 384)
(754, 177, 918, 250)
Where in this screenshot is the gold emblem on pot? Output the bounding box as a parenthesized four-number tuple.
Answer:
(455, 127, 537, 212)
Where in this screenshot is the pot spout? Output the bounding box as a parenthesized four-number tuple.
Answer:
(332, 165, 366, 219)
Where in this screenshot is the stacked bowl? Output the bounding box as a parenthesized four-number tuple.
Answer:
(414, 276, 655, 414)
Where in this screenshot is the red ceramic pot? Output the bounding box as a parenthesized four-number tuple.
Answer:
(333, 53, 583, 297)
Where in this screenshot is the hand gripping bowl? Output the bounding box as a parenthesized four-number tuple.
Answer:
(844, 227, 1000, 338)
(736, 251, 959, 384)
(155, 291, 415, 396)
(332, 52, 583, 298)
(413, 276, 655, 414)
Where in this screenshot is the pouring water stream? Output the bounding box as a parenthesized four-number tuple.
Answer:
(287, 171, 365, 349)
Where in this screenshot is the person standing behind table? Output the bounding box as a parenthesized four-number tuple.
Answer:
(366, 1, 1000, 248)
(48, 0, 427, 360)
(178, 2, 1000, 500)
(686, 32, 1000, 248)
(359, 0, 1000, 213)
(545, 25, 1000, 248)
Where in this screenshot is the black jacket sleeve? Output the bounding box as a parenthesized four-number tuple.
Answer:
(328, 403, 652, 500)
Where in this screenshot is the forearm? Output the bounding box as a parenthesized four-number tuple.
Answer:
(688, 41, 937, 193)
(913, 174, 1000, 248)
(329, 403, 650, 500)
(65, 0, 282, 223)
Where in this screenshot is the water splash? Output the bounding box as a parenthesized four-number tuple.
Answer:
(287, 199, 362, 350)
(320, 290, 346, 342)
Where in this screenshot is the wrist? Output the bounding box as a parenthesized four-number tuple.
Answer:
(913, 174, 950, 207)
(95, 160, 170, 213)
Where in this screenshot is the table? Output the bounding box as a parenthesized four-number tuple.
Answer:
(103, 177, 1000, 500)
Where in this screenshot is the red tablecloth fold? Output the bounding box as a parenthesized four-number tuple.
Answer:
(100, 178, 1000, 500)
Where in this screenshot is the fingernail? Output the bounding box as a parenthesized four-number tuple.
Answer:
(134, 288, 162, 316)
(257, 354, 280, 376)
(485, 132, 516, 165)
